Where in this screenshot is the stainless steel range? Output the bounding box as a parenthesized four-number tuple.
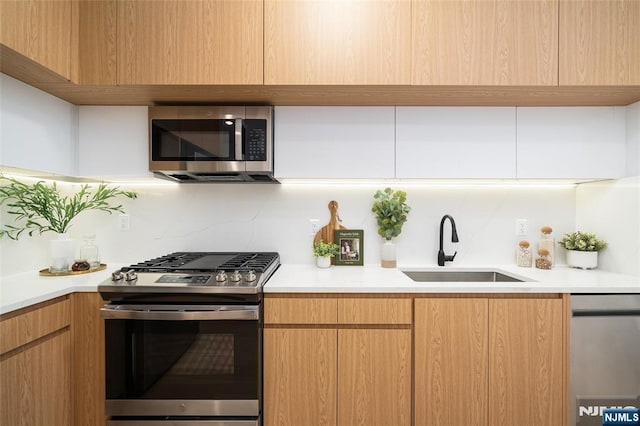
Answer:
(99, 252, 280, 426)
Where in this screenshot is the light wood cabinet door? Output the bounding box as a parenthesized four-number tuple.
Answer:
(264, 328, 337, 426)
(264, 0, 411, 84)
(0, 0, 73, 79)
(560, 0, 640, 85)
(77, 0, 117, 85)
(338, 329, 411, 426)
(118, 0, 263, 85)
(71, 292, 106, 426)
(0, 330, 71, 426)
(489, 298, 564, 426)
(412, 0, 558, 85)
(414, 298, 488, 426)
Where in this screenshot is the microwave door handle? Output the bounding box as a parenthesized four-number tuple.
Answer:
(100, 306, 259, 321)
(235, 118, 243, 161)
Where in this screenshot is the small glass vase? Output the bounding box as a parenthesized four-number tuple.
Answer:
(50, 233, 75, 273)
(381, 239, 396, 268)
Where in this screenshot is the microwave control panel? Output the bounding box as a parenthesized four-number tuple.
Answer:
(243, 119, 268, 161)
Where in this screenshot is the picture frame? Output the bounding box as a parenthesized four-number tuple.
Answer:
(334, 229, 364, 266)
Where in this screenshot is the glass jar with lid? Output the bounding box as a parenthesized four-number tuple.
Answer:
(537, 226, 554, 268)
(80, 234, 100, 269)
(535, 248, 553, 270)
(516, 240, 532, 267)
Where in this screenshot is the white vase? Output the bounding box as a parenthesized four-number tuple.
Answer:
(381, 239, 396, 268)
(316, 256, 331, 269)
(566, 250, 598, 269)
(50, 233, 75, 273)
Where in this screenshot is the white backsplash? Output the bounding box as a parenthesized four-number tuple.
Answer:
(1, 183, 576, 276)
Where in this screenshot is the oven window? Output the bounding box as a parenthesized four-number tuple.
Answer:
(105, 319, 259, 400)
(151, 119, 235, 161)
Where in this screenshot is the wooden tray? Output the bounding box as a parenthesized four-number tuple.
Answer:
(39, 263, 107, 277)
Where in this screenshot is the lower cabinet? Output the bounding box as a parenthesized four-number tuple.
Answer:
(71, 292, 106, 426)
(0, 293, 107, 426)
(0, 297, 72, 426)
(264, 328, 337, 426)
(264, 296, 412, 426)
(414, 296, 565, 426)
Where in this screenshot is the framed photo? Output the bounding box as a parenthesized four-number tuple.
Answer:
(334, 229, 364, 266)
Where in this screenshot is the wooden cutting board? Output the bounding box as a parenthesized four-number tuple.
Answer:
(313, 200, 346, 246)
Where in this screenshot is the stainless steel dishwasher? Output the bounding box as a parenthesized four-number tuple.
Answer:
(571, 294, 640, 426)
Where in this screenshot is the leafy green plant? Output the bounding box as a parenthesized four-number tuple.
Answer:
(0, 176, 137, 240)
(371, 188, 411, 240)
(558, 231, 607, 252)
(313, 240, 340, 258)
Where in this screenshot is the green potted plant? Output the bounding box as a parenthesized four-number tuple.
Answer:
(312, 240, 339, 268)
(371, 188, 411, 268)
(0, 176, 137, 272)
(558, 230, 607, 269)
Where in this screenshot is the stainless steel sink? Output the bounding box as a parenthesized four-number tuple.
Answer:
(402, 270, 525, 283)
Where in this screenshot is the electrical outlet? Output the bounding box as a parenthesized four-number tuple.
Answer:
(515, 219, 528, 236)
(119, 214, 130, 232)
(309, 219, 319, 236)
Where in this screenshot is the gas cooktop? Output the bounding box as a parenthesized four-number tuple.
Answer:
(99, 252, 280, 296)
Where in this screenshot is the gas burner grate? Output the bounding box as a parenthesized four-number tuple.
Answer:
(218, 252, 280, 271)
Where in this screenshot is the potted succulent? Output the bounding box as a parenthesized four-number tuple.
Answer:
(371, 188, 411, 268)
(558, 230, 607, 269)
(0, 176, 137, 272)
(312, 240, 339, 268)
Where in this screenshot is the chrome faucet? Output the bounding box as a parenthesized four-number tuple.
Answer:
(438, 214, 459, 266)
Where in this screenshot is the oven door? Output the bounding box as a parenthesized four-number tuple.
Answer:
(101, 304, 261, 419)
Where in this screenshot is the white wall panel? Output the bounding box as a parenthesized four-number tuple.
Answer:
(0, 74, 77, 175)
(274, 107, 395, 179)
(517, 107, 626, 179)
(78, 106, 150, 178)
(396, 107, 517, 178)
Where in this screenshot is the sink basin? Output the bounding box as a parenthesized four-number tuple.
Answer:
(402, 270, 525, 283)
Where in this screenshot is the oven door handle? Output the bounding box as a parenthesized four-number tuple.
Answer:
(100, 305, 259, 321)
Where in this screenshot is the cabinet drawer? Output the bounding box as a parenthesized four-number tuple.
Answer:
(338, 298, 412, 325)
(0, 297, 71, 354)
(265, 298, 337, 325)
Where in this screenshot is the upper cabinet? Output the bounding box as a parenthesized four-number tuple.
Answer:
(412, 0, 558, 85)
(560, 0, 640, 85)
(517, 107, 627, 179)
(77, 0, 117, 85)
(396, 107, 517, 178)
(274, 107, 396, 179)
(117, 0, 263, 85)
(264, 0, 411, 85)
(0, 0, 73, 80)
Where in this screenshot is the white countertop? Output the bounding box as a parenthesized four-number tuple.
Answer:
(263, 264, 640, 294)
(0, 264, 126, 315)
(1, 263, 639, 315)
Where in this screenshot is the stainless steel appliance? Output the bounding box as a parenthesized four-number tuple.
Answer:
(149, 106, 276, 183)
(571, 294, 640, 426)
(99, 252, 280, 426)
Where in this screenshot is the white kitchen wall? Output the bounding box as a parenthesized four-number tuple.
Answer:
(0, 74, 78, 175)
(576, 177, 640, 276)
(627, 101, 640, 176)
(1, 182, 576, 276)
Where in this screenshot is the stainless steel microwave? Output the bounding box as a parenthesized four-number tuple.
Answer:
(149, 106, 276, 183)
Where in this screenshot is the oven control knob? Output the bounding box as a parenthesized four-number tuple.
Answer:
(124, 270, 137, 281)
(111, 271, 124, 281)
(230, 270, 242, 282)
(245, 270, 257, 282)
(215, 271, 228, 282)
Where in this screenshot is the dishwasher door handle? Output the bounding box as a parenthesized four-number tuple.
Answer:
(573, 309, 640, 317)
